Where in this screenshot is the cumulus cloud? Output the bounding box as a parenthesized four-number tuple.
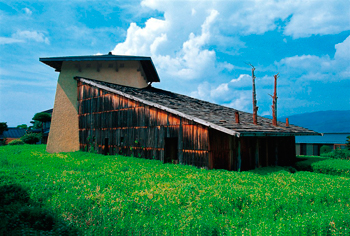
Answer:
(112, 9, 220, 80)
(276, 35, 350, 81)
(112, 18, 168, 56)
(110, 0, 349, 115)
(111, 0, 349, 83)
(0, 30, 50, 45)
(284, 1, 350, 38)
(334, 35, 350, 60)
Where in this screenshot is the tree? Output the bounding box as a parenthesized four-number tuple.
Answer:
(32, 113, 52, 123)
(320, 145, 331, 154)
(17, 124, 28, 129)
(32, 112, 51, 143)
(0, 122, 8, 135)
(346, 136, 350, 150)
(21, 133, 41, 144)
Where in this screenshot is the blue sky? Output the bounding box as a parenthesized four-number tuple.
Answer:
(0, 0, 349, 127)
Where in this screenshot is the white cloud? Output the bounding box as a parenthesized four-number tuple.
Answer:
(112, 9, 219, 80)
(0, 37, 25, 45)
(284, 1, 350, 38)
(112, 18, 168, 56)
(13, 30, 50, 44)
(1, 30, 50, 45)
(109, 0, 349, 115)
(110, 0, 349, 84)
(276, 35, 350, 81)
(191, 73, 258, 112)
(23, 8, 32, 16)
(334, 35, 350, 60)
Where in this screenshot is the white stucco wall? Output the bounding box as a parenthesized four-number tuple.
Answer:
(46, 60, 148, 153)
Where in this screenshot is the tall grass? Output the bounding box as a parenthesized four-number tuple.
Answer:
(1, 145, 350, 235)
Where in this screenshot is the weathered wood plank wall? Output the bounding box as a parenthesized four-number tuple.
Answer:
(78, 81, 296, 170)
(77, 81, 209, 168)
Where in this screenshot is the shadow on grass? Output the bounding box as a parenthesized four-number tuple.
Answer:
(0, 184, 79, 235)
(248, 166, 297, 176)
(294, 156, 329, 171)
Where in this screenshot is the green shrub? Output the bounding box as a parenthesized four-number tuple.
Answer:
(312, 159, 350, 177)
(320, 145, 331, 154)
(8, 139, 25, 145)
(321, 149, 350, 160)
(295, 156, 328, 171)
(20, 133, 41, 144)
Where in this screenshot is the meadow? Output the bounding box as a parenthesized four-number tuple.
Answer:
(1, 145, 350, 235)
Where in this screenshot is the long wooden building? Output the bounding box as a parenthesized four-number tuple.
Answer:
(41, 54, 318, 171)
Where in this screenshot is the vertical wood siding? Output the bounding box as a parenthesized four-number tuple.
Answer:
(77, 81, 209, 168)
(77, 81, 296, 170)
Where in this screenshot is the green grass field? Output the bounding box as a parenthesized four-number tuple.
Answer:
(1, 145, 350, 235)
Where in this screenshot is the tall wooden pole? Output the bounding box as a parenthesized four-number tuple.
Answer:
(250, 65, 258, 125)
(271, 74, 278, 126)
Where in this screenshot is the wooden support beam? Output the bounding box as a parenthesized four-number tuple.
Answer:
(237, 139, 241, 171)
(265, 140, 269, 166)
(178, 118, 184, 165)
(229, 135, 233, 171)
(255, 139, 259, 168)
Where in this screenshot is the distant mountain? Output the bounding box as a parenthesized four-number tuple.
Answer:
(274, 110, 350, 133)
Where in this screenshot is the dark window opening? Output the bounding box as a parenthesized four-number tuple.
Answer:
(104, 138, 109, 155)
(300, 143, 306, 155)
(164, 137, 178, 164)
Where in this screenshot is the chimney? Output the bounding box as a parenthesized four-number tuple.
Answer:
(235, 111, 240, 124)
(286, 118, 289, 127)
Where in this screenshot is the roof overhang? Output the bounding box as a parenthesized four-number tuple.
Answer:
(40, 54, 160, 83)
(76, 77, 320, 138)
(239, 132, 321, 137)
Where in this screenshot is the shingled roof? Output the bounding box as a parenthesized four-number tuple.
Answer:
(77, 77, 319, 137)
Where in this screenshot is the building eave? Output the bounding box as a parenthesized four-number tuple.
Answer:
(40, 54, 160, 83)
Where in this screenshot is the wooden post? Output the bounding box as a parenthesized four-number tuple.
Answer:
(229, 135, 233, 171)
(270, 73, 278, 126)
(255, 139, 259, 168)
(265, 140, 269, 166)
(249, 64, 258, 125)
(237, 138, 241, 171)
(178, 118, 183, 164)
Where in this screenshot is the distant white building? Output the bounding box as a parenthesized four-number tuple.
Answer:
(296, 133, 350, 156)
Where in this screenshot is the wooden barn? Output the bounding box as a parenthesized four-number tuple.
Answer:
(41, 54, 317, 171)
